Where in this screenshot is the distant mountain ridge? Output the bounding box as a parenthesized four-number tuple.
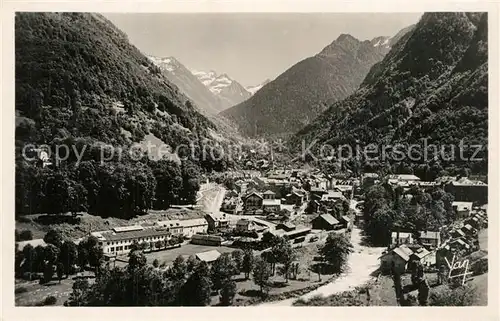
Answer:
(293, 13, 487, 177)
(246, 79, 271, 95)
(193, 70, 252, 108)
(148, 56, 228, 114)
(221, 27, 414, 138)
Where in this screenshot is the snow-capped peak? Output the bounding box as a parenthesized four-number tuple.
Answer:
(246, 79, 271, 95)
(371, 36, 391, 49)
(148, 55, 180, 73)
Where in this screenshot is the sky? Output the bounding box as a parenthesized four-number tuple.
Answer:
(105, 13, 423, 87)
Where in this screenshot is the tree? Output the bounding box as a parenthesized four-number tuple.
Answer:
(19, 230, 33, 241)
(320, 233, 353, 274)
(22, 243, 37, 273)
(44, 244, 60, 265)
(219, 279, 237, 306)
(186, 255, 199, 273)
(44, 229, 63, 248)
(43, 262, 53, 284)
(181, 261, 213, 306)
(252, 256, 271, 297)
(65, 279, 90, 306)
(171, 255, 187, 279)
(85, 236, 104, 274)
(152, 259, 160, 268)
(56, 262, 64, 283)
(59, 241, 78, 276)
(242, 248, 254, 279)
(211, 253, 238, 291)
(278, 243, 296, 282)
(231, 250, 244, 273)
(128, 250, 147, 272)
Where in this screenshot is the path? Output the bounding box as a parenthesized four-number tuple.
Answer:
(262, 216, 385, 306)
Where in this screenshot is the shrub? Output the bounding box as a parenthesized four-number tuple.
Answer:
(43, 295, 57, 305)
(429, 284, 477, 306)
(472, 258, 488, 276)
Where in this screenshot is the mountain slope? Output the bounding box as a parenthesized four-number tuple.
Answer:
(148, 56, 227, 114)
(220, 30, 412, 138)
(193, 70, 251, 108)
(293, 13, 488, 177)
(246, 79, 271, 95)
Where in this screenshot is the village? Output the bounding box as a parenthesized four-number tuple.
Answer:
(15, 161, 489, 306)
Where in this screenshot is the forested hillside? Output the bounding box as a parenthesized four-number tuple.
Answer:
(15, 13, 230, 218)
(293, 13, 488, 179)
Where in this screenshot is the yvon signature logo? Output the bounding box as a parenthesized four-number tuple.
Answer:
(444, 254, 473, 286)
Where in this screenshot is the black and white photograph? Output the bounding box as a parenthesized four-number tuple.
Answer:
(2, 1, 498, 315)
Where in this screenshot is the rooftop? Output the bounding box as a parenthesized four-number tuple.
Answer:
(317, 213, 339, 225)
(195, 250, 221, 262)
(393, 245, 413, 261)
(101, 227, 170, 242)
(263, 199, 281, 206)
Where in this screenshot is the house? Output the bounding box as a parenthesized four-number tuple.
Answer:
(276, 222, 296, 232)
(191, 234, 223, 246)
(334, 185, 354, 200)
(205, 213, 229, 230)
(379, 244, 413, 275)
(452, 201, 473, 218)
(97, 225, 171, 256)
(444, 178, 488, 204)
(262, 199, 281, 213)
(409, 247, 433, 267)
(284, 227, 312, 240)
(243, 191, 263, 211)
(391, 232, 414, 246)
(285, 190, 305, 206)
(388, 174, 421, 182)
(195, 250, 221, 263)
(263, 190, 276, 200)
(180, 219, 209, 237)
(448, 238, 471, 251)
(311, 214, 342, 230)
(310, 187, 328, 200)
(418, 231, 441, 248)
(339, 215, 352, 229)
(320, 191, 345, 204)
(236, 219, 258, 232)
(451, 229, 466, 239)
(461, 224, 477, 236)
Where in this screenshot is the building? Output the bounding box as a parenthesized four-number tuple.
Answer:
(333, 185, 354, 200)
(310, 187, 328, 200)
(284, 227, 312, 240)
(285, 190, 305, 206)
(156, 220, 183, 235)
(97, 225, 171, 256)
(391, 232, 414, 246)
(191, 234, 223, 246)
(311, 214, 342, 230)
(195, 250, 221, 264)
(379, 244, 413, 275)
(263, 199, 281, 213)
(418, 231, 441, 248)
(205, 213, 229, 230)
(409, 247, 433, 267)
(179, 218, 209, 237)
(243, 191, 263, 211)
(262, 190, 276, 200)
(339, 215, 352, 229)
(452, 201, 473, 218)
(276, 222, 296, 232)
(388, 174, 421, 182)
(444, 178, 488, 204)
(236, 219, 258, 232)
(461, 224, 477, 236)
(320, 191, 345, 204)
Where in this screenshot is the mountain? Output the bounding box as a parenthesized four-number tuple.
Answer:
(221, 28, 413, 138)
(148, 56, 226, 114)
(293, 13, 488, 177)
(193, 70, 251, 108)
(14, 12, 237, 218)
(246, 79, 271, 95)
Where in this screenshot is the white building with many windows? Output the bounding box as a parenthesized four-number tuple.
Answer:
(155, 218, 208, 238)
(93, 225, 171, 256)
